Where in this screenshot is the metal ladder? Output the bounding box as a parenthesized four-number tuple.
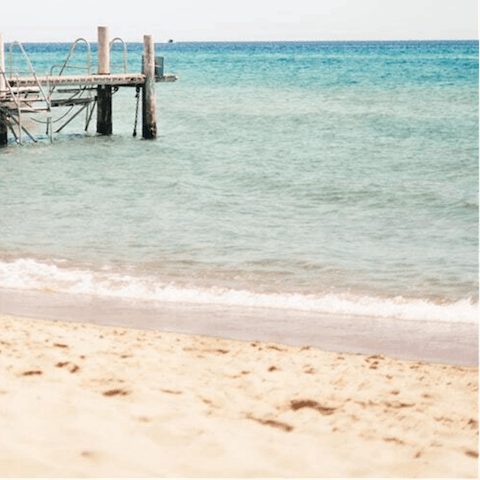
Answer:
(0, 41, 52, 143)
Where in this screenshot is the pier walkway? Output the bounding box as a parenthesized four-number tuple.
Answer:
(9, 73, 177, 88)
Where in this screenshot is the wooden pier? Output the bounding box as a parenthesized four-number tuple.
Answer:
(0, 26, 177, 146)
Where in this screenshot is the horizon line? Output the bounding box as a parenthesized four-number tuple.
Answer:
(4, 38, 479, 44)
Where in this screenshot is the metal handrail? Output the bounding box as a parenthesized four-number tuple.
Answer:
(8, 41, 51, 111)
(110, 37, 128, 73)
(0, 70, 19, 107)
(53, 38, 92, 77)
(0, 66, 21, 143)
(0, 69, 37, 143)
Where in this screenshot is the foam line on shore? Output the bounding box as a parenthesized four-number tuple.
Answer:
(0, 258, 477, 324)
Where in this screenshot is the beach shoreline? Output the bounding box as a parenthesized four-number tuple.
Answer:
(0, 312, 478, 478)
(0, 287, 478, 366)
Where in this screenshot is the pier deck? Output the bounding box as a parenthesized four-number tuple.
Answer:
(7, 73, 177, 89)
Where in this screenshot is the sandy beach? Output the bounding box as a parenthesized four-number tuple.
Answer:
(0, 313, 478, 478)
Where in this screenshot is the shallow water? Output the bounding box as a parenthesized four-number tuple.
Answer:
(0, 40, 478, 324)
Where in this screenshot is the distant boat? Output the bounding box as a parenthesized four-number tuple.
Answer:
(168, 39, 174, 43)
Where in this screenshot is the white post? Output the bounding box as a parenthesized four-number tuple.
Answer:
(97, 26, 110, 74)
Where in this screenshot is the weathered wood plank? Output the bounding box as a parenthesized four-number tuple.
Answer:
(7, 73, 177, 88)
(51, 97, 94, 107)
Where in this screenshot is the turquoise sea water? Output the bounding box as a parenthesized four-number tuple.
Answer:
(0, 40, 478, 323)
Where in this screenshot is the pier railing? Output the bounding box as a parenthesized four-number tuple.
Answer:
(110, 37, 128, 74)
(51, 38, 92, 77)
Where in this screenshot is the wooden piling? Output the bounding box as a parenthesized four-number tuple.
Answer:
(0, 32, 7, 146)
(96, 26, 112, 135)
(142, 34, 157, 140)
(0, 113, 7, 146)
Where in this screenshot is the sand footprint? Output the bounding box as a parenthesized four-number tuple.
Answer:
(55, 361, 80, 373)
(22, 370, 43, 376)
(102, 389, 130, 397)
(290, 399, 336, 416)
(246, 414, 294, 432)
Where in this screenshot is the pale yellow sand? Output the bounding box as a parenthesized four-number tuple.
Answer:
(0, 314, 478, 478)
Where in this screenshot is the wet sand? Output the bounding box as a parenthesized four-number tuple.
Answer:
(0, 288, 478, 366)
(0, 313, 478, 478)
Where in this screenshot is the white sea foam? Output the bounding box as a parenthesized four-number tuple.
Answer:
(0, 258, 477, 324)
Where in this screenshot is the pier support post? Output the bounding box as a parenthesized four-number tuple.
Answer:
(142, 34, 157, 140)
(0, 112, 7, 146)
(0, 32, 8, 146)
(96, 26, 112, 135)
